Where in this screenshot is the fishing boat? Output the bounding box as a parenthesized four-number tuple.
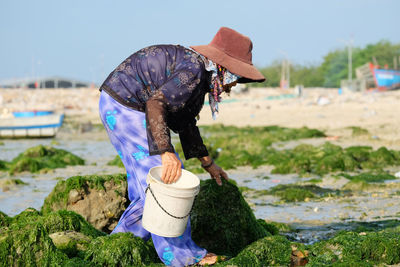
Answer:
(370, 63, 400, 90)
(0, 110, 64, 138)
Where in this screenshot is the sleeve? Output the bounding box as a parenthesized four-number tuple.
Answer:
(177, 118, 209, 160)
(145, 69, 202, 156)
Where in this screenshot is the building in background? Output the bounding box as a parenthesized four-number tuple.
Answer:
(0, 76, 94, 89)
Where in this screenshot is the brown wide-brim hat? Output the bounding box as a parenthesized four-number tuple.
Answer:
(191, 27, 266, 83)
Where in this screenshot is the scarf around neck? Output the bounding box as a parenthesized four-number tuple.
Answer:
(202, 57, 240, 120)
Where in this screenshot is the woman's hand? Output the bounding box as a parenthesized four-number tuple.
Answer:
(200, 157, 228, 186)
(161, 152, 182, 184)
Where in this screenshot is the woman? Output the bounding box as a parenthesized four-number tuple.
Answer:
(99, 27, 265, 266)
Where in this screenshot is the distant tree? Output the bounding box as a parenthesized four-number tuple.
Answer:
(252, 40, 400, 88)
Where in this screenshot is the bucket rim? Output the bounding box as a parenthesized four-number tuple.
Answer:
(147, 166, 200, 190)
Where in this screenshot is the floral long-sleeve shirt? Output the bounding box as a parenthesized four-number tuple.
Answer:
(100, 45, 211, 159)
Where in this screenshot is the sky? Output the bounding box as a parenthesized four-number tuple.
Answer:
(1, 0, 399, 85)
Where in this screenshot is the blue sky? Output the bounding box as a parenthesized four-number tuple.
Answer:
(1, 0, 399, 85)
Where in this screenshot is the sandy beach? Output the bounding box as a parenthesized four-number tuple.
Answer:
(1, 87, 399, 148)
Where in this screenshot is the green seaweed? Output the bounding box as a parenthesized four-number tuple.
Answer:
(0, 219, 68, 266)
(175, 124, 325, 173)
(347, 126, 369, 136)
(191, 179, 271, 256)
(216, 235, 291, 266)
(0, 211, 11, 228)
(7, 145, 85, 174)
(267, 143, 400, 176)
(107, 155, 124, 168)
(42, 173, 127, 215)
(83, 233, 156, 266)
(268, 184, 339, 202)
(308, 230, 400, 265)
(340, 172, 397, 183)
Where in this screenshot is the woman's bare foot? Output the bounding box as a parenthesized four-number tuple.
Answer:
(198, 252, 218, 265)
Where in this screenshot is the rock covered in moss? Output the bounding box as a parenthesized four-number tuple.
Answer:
(49, 230, 92, 257)
(7, 145, 85, 174)
(308, 230, 400, 265)
(42, 173, 128, 233)
(0, 218, 68, 266)
(83, 233, 157, 266)
(0, 211, 11, 227)
(217, 235, 292, 266)
(0, 178, 28, 192)
(191, 179, 271, 256)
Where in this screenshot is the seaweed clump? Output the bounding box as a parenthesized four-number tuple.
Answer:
(266, 143, 400, 176)
(41, 173, 128, 233)
(107, 155, 124, 168)
(191, 179, 274, 256)
(216, 235, 291, 266)
(268, 184, 339, 202)
(6, 145, 85, 174)
(84, 233, 157, 266)
(308, 230, 400, 266)
(340, 172, 397, 183)
(175, 124, 325, 172)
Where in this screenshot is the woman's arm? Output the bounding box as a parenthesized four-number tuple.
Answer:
(198, 156, 229, 186)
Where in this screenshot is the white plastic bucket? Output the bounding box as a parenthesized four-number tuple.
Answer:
(142, 166, 200, 237)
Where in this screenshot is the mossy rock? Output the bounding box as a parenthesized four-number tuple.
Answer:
(49, 230, 92, 258)
(40, 210, 106, 238)
(216, 235, 292, 266)
(0, 211, 11, 228)
(268, 184, 339, 202)
(10, 208, 104, 238)
(107, 155, 124, 168)
(0, 220, 68, 266)
(191, 179, 271, 256)
(7, 145, 85, 174)
(42, 173, 128, 233)
(308, 231, 400, 265)
(83, 232, 157, 266)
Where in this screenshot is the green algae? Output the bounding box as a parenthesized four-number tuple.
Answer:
(307, 230, 400, 265)
(49, 231, 92, 257)
(0, 211, 11, 228)
(42, 173, 127, 215)
(347, 126, 369, 136)
(0, 160, 8, 171)
(0, 218, 68, 266)
(191, 179, 271, 256)
(268, 184, 339, 202)
(84, 233, 157, 266)
(107, 155, 124, 167)
(5, 145, 85, 174)
(340, 172, 397, 183)
(266, 143, 400, 176)
(175, 124, 325, 173)
(216, 235, 292, 266)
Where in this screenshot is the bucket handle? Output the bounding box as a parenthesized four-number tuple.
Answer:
(145, 184, 194, 219)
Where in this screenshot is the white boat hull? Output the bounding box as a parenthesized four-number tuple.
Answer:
(0, 113, 64, 138)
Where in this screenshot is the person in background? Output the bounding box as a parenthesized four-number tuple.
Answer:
(99, 27, 265, 266)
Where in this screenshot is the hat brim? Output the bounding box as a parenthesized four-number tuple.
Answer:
(190, 45, 266, 83)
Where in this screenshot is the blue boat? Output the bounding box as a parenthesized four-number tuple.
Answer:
(370, 63, 400, 90)
(0, 110, 64, 138)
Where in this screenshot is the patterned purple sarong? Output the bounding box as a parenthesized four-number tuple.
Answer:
(99, 90, 207, 266)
